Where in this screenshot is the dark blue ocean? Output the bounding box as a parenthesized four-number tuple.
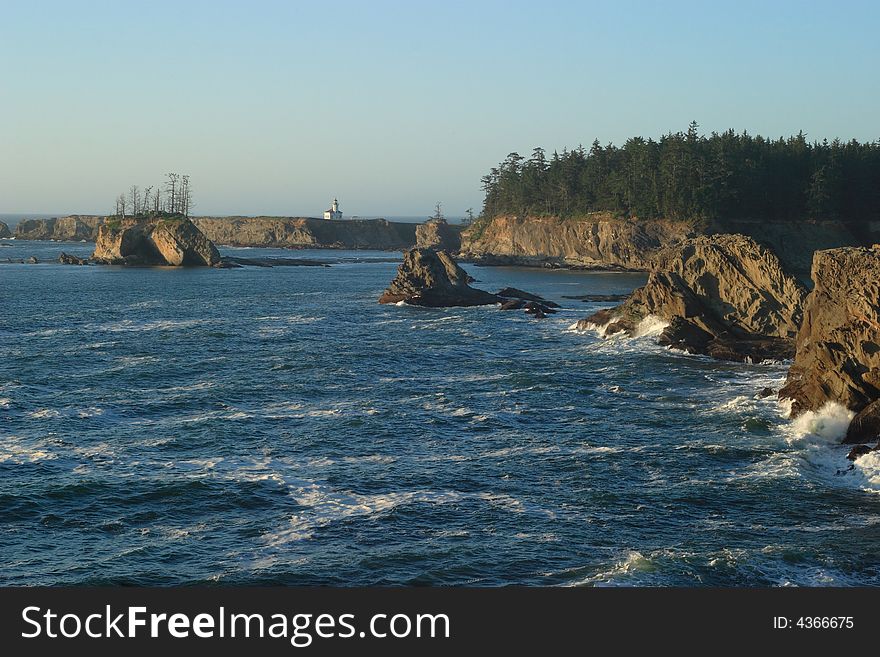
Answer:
(1, 238, 879, 586)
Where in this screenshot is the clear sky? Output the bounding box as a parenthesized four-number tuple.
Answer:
(1, 0, 878, 216)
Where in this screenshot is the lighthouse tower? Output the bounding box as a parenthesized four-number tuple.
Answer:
(324, 198, 342, 220)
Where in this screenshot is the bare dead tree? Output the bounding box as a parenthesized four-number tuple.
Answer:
(165, 173, 179, 214)
(117, 193, 127, 219)
(153, 187, 161, 212)
(180, 175, 192, 218)
(142, 186, 153, 215)
(128, 185, 141, 218)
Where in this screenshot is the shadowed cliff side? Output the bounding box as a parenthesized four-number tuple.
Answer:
(0, 221, 10, 238)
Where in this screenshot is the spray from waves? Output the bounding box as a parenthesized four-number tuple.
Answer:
(631, 315, 669, 338)
(783, 402, 854, 447)
(568, 313, 669, 339)
(767, 401, 880, 494)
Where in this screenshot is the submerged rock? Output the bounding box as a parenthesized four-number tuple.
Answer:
(58, 252, 89, 265)
(780, 246, 880, 421)
(576, 234, 806, 362)
(378, 248, 500, 307)
(496, 287, 560, 308)
(92, 216, 221, 266)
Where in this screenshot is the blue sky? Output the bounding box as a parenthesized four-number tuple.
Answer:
(1, 0, 878, 216)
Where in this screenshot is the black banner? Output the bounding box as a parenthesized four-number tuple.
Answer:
(0, 587, 872, 654)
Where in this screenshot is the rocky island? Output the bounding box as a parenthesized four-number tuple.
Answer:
(92, 214, 220, 266)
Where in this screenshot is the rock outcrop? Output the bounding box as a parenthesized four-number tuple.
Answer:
(379, 248, 500, 307)
(0, 221, 10, 238)
(192, 216, 417, 250)
(14, 216, 105, 241)
(779, 246, 880, 437)
(415, 218, 462, 253)
(92, 216, 221, 266)
(576, 234, 808, 362)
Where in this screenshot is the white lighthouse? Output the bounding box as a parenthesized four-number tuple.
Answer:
(323, 198, 342, 220)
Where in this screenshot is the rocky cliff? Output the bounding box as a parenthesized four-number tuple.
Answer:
(92, 216, 220, 266)
(0, 221, 10, 238)
(576, 234, 808, 362)
(14, 216, 104, 241)
(461, 214, 870, 273)
(191, 216, 417, 250)
(415, 219, 463, 252)
(780, 247, 880, 437)
(460, 214, 692, 269)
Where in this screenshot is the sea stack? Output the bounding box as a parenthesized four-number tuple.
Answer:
(92, 215, 221, 266)
(379, 248, 500, 307)
(576, 234, 808, 362)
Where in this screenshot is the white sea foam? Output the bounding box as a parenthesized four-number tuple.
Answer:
(28, 408, 60, 419)
(632, 315, 669, 338)
(849, 451, 880, 492)
(783, 402, 854, 446)
(0, 438, 56, 464)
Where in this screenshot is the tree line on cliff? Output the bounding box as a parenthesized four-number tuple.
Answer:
(479, 123, 880, 223)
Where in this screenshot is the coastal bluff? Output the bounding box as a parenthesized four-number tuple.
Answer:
(459, 214, 872, 273)
(92, 216, 221, 266)
(576, 234, 807, 362)
(0, 220, 10, 238)
(12, 215, 419, 251)
(191, 216, 417, 250)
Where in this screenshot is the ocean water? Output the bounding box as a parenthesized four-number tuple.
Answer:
(1, 238, 879, 587)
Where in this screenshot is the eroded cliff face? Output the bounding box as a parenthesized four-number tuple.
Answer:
(415, 219, 462, 252)
(191, 217, 417, 250)
(460, 214, 691, 269)
(461, 214, 871, 273)
(780, 246, 880, 421)
(0, 221, 10, 238)
(576, 234, 808, 362)
(14, 216, 105, 241)
(92, 217, 220, 266)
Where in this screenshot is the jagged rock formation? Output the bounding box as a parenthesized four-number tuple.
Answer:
(379, 248, 500, 307)
(780, 246, 880, 442)
(192, 216, 417, 250)
(576, 234, 808, 362)
(14, 216, 104, 241)
(0, 221, 10, 238)
(92, 216, 221, 266)
(415, 218, 462, 252)
(460, 214, 871, 273)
